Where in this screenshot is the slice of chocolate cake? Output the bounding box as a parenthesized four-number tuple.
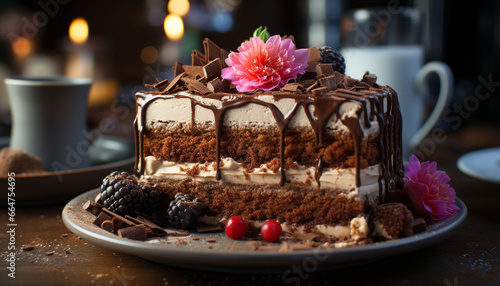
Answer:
(133, 37, 409, 245)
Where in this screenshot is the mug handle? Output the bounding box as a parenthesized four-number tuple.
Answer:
(409, 61, 454, 150)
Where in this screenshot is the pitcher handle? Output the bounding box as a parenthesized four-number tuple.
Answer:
(409, 61, 454, 150)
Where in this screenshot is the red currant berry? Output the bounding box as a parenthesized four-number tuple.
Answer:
(261, 220, 282, 242)
(225, 216, 247, 239)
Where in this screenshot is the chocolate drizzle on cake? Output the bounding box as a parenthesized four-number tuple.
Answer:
(134, 38, 404, 203)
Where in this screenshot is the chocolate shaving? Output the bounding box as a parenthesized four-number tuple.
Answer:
(163, 72, 185, 94)
(344, 76, 359, 88)
(182, 77, 211, 95)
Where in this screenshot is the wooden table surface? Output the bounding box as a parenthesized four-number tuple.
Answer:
(1, 123, 500, 286)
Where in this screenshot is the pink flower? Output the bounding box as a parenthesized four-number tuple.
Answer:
(221, 35, 309, 92)
(404, 155, 459, 220)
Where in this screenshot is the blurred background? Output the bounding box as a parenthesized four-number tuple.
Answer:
(0, 0, 498, 144)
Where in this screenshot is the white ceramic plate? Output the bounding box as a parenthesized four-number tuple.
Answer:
(457, 147, 500, 184)
(62, 189, 467, 272)
(0, 136, 135, 205)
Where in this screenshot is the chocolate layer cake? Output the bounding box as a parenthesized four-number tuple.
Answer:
(134, 38, 408, 244)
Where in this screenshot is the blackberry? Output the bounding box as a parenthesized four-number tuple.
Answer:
(139, 183, 161, 216)
(318, 46, 345, 74)
(100, 171, 143, 216)
(167, 193, 206, 229)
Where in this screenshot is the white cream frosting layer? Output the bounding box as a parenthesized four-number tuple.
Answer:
(136, 91, 380, 136)
(143, 156, 381, 205)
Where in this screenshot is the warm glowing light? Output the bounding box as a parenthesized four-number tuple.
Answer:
(140, 46, 159, 64)
(69, 17, 89, 44)
(168, 0, 190, 17)
(164, 14, 184, 41)
(12, 37, 33, 58)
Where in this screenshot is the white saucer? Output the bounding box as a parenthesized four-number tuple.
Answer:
(457, 147, 500, 184)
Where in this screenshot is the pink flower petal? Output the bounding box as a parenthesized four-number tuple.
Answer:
(404, 155, 459, 220)
(221, 35, 309, 92)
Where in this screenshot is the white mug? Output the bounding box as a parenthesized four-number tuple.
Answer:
(342, 45, 454, 159)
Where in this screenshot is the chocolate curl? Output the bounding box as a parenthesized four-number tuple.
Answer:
(173, 61, 186, 77)
(191, 50, 206, 66)
(203, 38, 229, 67)
(101, 220, 114, 232)
(315, 63, 334, 76)
(163, 72, 185, 94)
(117, 224, 147, 241)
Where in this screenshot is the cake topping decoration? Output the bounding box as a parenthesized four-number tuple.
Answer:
(220, 27, 309, 92)
(404, 155, 459, 220)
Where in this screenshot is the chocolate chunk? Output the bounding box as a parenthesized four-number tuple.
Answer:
(83, 200, 103, 216)
(315, 63, 334, 75)
(93, 212, 111, 227)
(203, 58, 222, 81)
(125, 215, 167, 237)
(117, 224, 147, 241)
(318, 75, 337, 90)
(362, 72, 377, 86)
(411, 218, 427, 234)
(207, 77, 224, 93)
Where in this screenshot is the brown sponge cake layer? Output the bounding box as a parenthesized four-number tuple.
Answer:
(144, 177, 366, 228)
(143, 124, 380, 170)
